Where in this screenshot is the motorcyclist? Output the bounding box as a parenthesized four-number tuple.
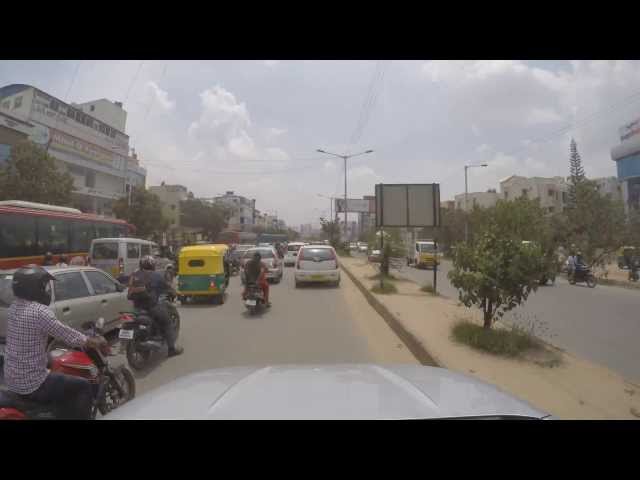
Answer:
(3, 265, 107, 419)
(128, 256, 183, 357)
(42, 252, 55, 266)
(243, 252, 271, 307)
(574, 252, 588, 278)
(56, 255, 69, 267)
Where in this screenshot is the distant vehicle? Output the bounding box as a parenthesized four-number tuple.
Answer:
(294, 245, 340, 288)
(256, 233, 288, 245)
(349, 242, 358, 251)
(0, 266, 128, 353)
(89, 238, 171, 283)
(103, 364, 552, 420)
(358, 243, 368, 253)
(0, 200, 134, 270)
(284, 242, 306, 267)
(368, 250, 382, 263)
(241, 247, 283, 284)
(407, 240, 438, 269)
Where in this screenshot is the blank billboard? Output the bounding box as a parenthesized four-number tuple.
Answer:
(375, 183, 440, 227)
(335, 199, 371, 213)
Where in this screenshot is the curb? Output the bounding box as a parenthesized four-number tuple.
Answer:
(340, 261, 441, 368)
(596, 277, 640, 291)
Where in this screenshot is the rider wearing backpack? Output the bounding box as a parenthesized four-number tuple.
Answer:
(128, 256, 183, 357)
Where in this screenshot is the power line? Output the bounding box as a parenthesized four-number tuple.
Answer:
(124, 61, 144, 104)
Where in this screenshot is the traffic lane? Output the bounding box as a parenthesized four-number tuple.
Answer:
(130, 265, 418, 396)
(385, 257, 640, 383)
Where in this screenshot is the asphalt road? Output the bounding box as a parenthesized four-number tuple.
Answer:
(118, 265, 419, 396)
(367, 253, 640, 384)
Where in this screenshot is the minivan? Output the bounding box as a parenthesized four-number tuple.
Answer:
(89, 238, 171, 282)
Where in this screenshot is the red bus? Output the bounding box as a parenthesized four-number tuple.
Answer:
(0, 201, 135, 269)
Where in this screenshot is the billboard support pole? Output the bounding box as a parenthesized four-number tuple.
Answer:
(380, 227, 384, 289)
(433, 238, 438, 295)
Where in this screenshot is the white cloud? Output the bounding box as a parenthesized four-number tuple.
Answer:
(267, 127, 287, 138)
(144, 81, 175, 111)
(476, 143, 491, 154)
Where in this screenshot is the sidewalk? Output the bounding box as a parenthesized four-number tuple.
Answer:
(340, 256, 640, 419)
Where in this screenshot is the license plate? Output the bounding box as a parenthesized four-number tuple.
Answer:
(245, 299, 257, 306)
(118, 329, 134, 340)
(311, 275, 326, 281)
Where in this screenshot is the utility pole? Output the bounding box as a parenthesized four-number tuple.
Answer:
(317, 148, 373, 244)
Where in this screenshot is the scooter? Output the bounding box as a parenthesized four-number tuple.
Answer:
(118, 296, 181, 371)
(568, 267, 597, 288)
(0, 318, 136, 420)
(243, 282, 265, 315)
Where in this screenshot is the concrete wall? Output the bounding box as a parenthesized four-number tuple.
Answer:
(76, 99, 127, 132)
(454, 192, 499, 211)
(500, 176, 568, 213)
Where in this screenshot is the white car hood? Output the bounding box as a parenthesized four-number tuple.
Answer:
(105, 364, 549, 420)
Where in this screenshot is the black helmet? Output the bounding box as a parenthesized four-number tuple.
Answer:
(253, 251, 262, 261)
(140, 255, 156, 271)
(12, 264, 55, 305)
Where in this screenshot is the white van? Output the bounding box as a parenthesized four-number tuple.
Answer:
(89, 238, 171, 282)
(284, 242, 307, 267)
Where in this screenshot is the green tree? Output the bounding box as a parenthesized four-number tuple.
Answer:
(320, 217, 341, 249)
(0, 141, 75, 205)
(568, 138, 586, 208)
(113, 186, 169, 239)
(563, 180, 626, 266)
(180, 199, 229, 241)
(448, 230, 543, 329)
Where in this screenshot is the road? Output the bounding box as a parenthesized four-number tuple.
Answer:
(370, 253, 640, 384)
(123, 265, 419, 396)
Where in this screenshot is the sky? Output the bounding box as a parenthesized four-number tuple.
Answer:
(1, 60, 639, 227)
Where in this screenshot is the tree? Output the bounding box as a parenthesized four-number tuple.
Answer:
(568, 138, 586, 208)
(448, 230, 543, 329)
(320, 217, 341, 249)
(563, 179, 626, 266)
(0, 141, 75, 205)
(113, 186, 169, 239)
(180, 199, 228, 241)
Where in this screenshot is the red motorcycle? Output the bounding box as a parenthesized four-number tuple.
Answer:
(0, 319, 135, 420)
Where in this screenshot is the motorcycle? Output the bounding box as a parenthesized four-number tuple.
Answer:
(0, 318, 136, 420)
(118, 296, 181, 371)
(568, 267, 597, 288)
(243, 282, 265, 315)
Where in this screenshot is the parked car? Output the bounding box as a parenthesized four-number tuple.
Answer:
(349, 242, 358, 251)
(284, 242, 306, 267)
(89, 237, 172, 283)
(294, 245, 340, 288)
(368, 249, 382, 263)
(103, 364, 553, 420)
(240, 247, 283, 284)
(358, 243, 368, 253)
(0, 266, 129, 355)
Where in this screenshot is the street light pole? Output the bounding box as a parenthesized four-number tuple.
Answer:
(464, 163, 488, 243)
(317, 148, 373, 243)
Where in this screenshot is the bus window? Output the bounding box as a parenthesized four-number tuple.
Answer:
(70, 220, 95, 252)
(0, 214, 38, 257)
(37, 217, 70, 254)
(95, 222, 114, 238)
(114, 225, 127, 237)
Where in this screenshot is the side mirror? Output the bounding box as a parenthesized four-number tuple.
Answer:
(116, 283, 125, 292)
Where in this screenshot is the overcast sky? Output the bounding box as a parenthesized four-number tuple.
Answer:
(1, 60, 638, 227)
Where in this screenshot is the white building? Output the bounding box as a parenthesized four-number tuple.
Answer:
(592, 176, 623, 203)
(500, 175, 569, 214)
(0, 84, 145, 216)
(454, 191, 500, 211)
(213, 191, 256, 231)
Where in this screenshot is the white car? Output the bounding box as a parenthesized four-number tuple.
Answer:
(358, 243, 368, 253)
(294, 245, 340, 288)
(284, 242, 306, 267)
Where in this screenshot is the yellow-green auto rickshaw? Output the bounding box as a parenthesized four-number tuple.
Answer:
(176, 244, 230, 304)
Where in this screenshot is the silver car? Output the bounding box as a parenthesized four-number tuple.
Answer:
(0, 266, 129, 351)
(104, 364, 553, 420)
(240, 247, 284, 284)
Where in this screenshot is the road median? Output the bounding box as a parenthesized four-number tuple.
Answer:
(340, 256, 640, 419)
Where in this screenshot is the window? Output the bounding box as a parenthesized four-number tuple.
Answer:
(13, 96, 23, 109)
(548, 189, 555, 197)
(50, 99, 59, 112)
(36, 217, 70, 255)
(140, 244, 151, 256)
(302, 248, 334, 260)
(0, 214, 36, 257)
(127, 243, 140, 259)
(114, 225, 127, 237)
(99, 124, 106, 134)
(85, 117, 93, 128)
(188, 259, 205, 267)
(90, 105, 95, 112)
(75, 111, 84, 123)
(110, 129, 116, 138)
(84, 270, 117, 295)
(521, 189, 528, 198)
(67, 107, 75, 119)
(562, 192, 568, 203)
(71, 221, 95, 252)
(53, 272, 90, 301)
(95, 222, 114, 238)
(85, 171, 96, 188)
(92, 242, 118, 260)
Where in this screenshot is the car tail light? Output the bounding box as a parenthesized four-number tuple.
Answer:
(119, 313, 134, 323)
(0, 408, 27, 420)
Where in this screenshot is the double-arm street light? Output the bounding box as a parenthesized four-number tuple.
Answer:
(317, 193, 335, 220)
(464, 163, 488, 242)
(317, 149, 374, 240)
